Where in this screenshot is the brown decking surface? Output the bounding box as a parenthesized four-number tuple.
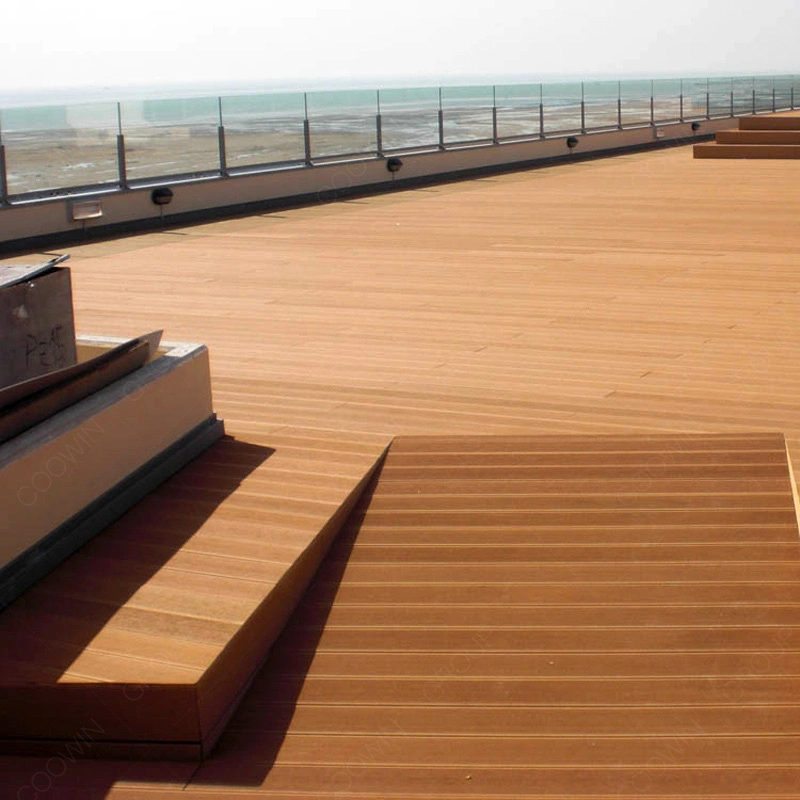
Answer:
(3, 140, 800, 795)
(200, 432, 800, 798)
(0, 428, 388, 757)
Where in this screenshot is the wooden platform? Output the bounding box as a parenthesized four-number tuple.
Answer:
(4, 133, 800, 795)
(695, 110, 800, 157)
(193, 432, 800, 796)
(0, 428, 389, 758)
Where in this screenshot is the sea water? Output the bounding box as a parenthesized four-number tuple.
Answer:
(0, 75, 795, 196)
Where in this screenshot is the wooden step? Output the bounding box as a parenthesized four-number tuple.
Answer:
(717, 129, 800, 144)
(694, 142, 800, 159)
(739, 113, 800, 130)
(0, 429, 389, 760)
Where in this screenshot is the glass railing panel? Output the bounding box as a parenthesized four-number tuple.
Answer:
(681, 77, 709, 120)
(221, 92, 305, 168)
(378, 87, 440, 151)
(306, 89, 376, 159)
(441, 85, 493, 144)
(774, 75, 794, 110)
(619, 80, 652, 126)
(707, 77, 733, 118)
(583, 82, 619, 130)
(541, 82, 582, 134)
(1, 102, 118, 195)
(653, 79, 681, 122)
(732, 76, 755, 116)
(120, 96, 220, 181)
(791, 75, 800, 109)
(753, 77, 774, 113)
(494, 83, 541, 139)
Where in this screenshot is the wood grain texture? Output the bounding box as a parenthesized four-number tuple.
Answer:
(186, 433, 800, 797)
(0, 429, 388, 756)
(3, 135, 800, 795)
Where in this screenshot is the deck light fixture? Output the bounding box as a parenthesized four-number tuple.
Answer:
(691, 121, 701, 132)
(386, 157, 403, 173)
(566, 136, 579, 149)
(151, 187, 174, 206)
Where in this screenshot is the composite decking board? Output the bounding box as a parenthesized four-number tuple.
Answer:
(0, 428, 389, 754)
(176, 433, 800, 794)
(5, 135, 800, 792)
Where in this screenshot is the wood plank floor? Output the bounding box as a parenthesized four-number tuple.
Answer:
(0, 428, 389, 757)
(202, 433, 800, 797)
(3, 140, 800, 795)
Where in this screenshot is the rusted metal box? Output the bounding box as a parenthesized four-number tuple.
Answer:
(0, 266, 78, 391)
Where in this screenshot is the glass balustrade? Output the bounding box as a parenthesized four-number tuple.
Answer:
(2, 74, 798, 200)
(221, 92, 306, 170)
(441, 85, 494, 145)
(494, 83, 542, 140)
(541, 82, 582, 134)
(1, 102, 118, 195)
(619, 80, 653, 127)
(653, 79, 682, 123)
(378, 87, 440, 152)
(754, 76, 776, 113)
(119, 96, 220, 181)
(583, 81, 620, 131)
(306, 89, 377, 160)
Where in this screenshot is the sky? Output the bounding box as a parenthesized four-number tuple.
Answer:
(1, 0, 798, 100)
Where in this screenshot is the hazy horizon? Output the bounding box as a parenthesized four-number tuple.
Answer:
(2, 0, 797, 102)
(1, 69, 795, 109)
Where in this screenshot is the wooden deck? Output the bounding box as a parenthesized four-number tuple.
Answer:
(2, 138, 800, 795)
(193, 432, 800, 797)
(0, 429, 388, 758)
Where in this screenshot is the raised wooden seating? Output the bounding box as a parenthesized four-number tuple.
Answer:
(695, 111, 800, 158)
(0, 429, 389, 759)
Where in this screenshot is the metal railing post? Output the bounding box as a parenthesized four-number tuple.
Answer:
(730, 90, 734, 118)
(492, 86, 498, 143)
(539, 84, 545, 138)
(303, 93, 312, 164)
(650, 80, 655, 126)
(0, 111, 7, 204)
(679, 79, 684, 123)
(706, 91, 710, 120)
(438, 87, 445, 150)
(376, 90, 383, 156)
(792, 86, 795, 110)
(772, 85, 776, 112)
(580, 82, 586, 134)
(0, 144, 8, 204)
(217, 97, 227, 176)
(116, 103, 128, 189)
(752, 88, 756, 115)
(617, 81, 622, 129)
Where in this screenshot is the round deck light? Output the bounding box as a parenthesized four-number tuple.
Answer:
(386, 157, 403, 173)
(151, 187, 174, 206)
(566, 136, 579, 149)
(691, 121, 701, 132)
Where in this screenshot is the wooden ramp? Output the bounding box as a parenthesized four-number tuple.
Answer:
(0, 428, 389, 759)
(187, 432, 800, 797)
(695, 111, 800, 158)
